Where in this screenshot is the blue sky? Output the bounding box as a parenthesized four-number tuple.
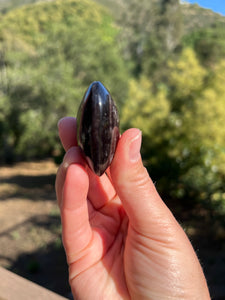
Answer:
(183, 0, 225, 16)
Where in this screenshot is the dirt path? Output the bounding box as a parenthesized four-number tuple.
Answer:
(0, 160, 71, 298)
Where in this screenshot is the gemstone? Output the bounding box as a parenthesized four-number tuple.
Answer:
(77, 81, 120, 176)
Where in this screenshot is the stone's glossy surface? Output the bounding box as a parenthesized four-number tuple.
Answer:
(77, 81, 120, 176)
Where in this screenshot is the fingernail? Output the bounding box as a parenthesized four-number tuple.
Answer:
(129, 130, 142, 162)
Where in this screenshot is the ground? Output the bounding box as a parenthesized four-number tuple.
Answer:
(0, 160, 71, 298)
(0, 160, 225, 299)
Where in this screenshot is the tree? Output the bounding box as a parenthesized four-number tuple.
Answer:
(117, 0, 158, 76)
(121, 51, 225, 212)
(172, 59, 225, 209)
(0, 0, 128, 162)
(118, 0, 183, 80)
(121, 77, 174, 187)
(142, 0, 183, 79)
(182, 25, 225, 68)
(167, 47, 206, 111)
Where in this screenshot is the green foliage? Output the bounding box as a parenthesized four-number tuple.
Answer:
(0, 0, 128, 161)
(168, 56, 225, 208)
(167, 48, 206, 110)
(183, 60, 225, 172)
(117, 0, 159, 76)
(116, 1, 225, 213)
(122, 77, 170, 137)
(0, 0, 40, 14)
(143, 0, 182, 76)
(117, 0, 182, 79)
(121, 77, 176, 191)
(182, 25, 225, 67)
(122, 53, 225, 211)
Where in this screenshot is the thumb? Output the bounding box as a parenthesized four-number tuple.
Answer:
(110, 128, 177, 237)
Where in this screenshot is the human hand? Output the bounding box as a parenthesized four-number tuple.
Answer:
(55, 117, 210, 300)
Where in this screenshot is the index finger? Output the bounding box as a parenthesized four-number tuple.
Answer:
(58, 117, 77, 151)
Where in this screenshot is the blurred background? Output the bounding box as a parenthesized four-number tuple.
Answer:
(0, 0, 225, 299)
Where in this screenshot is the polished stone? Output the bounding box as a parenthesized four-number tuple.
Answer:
(77, 81, 119, 176)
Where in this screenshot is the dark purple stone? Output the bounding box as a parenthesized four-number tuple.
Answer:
(77, 81, 120, 176)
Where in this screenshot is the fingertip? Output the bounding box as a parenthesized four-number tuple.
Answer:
(57, 117, 64, 130)
(58, 116, 76, 130)
(58, 117, 77, 151)
(120, 128, 142, 141)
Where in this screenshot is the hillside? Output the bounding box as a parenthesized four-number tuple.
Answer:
(95, 0, 225, 31)
(1, 0, 225, 32)
(181, 2, 225, 32)
(0, 0, 41, 13)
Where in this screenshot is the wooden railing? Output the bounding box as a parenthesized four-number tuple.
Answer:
(0, 267, 69, 300)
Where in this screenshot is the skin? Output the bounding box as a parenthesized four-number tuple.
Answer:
(55, 116, 211, 300)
